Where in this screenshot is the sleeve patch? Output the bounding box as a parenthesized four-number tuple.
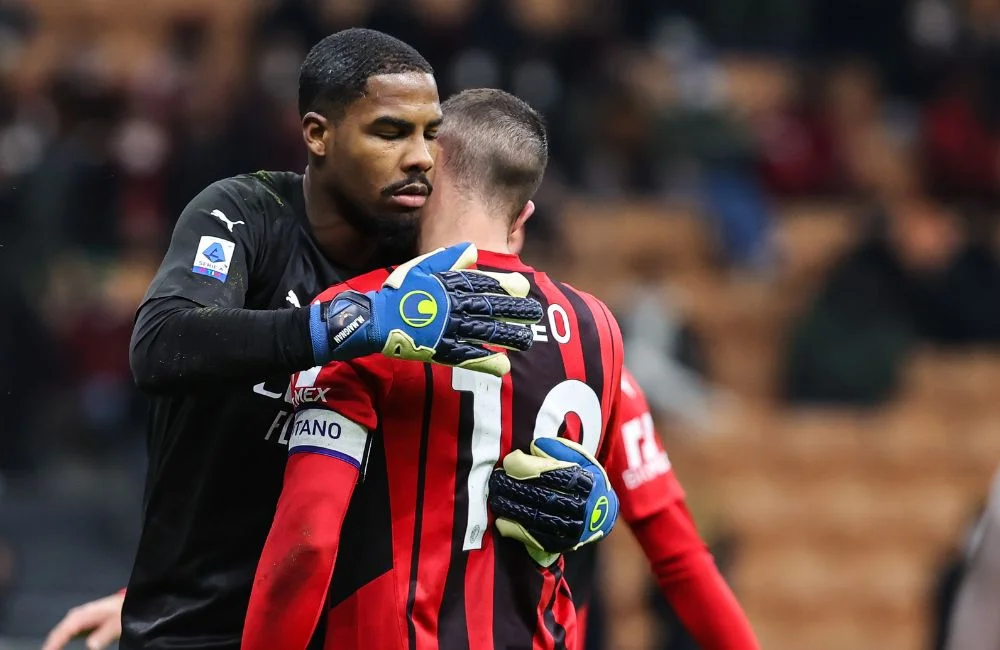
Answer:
(620, 413, 671, 491)
(288, 408, 370, 470)
(192, 236, 236, 282)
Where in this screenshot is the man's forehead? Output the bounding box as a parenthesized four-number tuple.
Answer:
(355, 72, 442, 120)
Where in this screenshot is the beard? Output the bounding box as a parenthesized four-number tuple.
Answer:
(330, 187, 421, 267)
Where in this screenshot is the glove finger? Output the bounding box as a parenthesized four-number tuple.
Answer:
(445, 318, 533, 351)
(532, 437, 596, 466)
(488, 470, 589, 517)
(531, 464, 595, 495)
(499, 450, 574, 481)
(493, 517, 546, 551)
(415, 243, 478, 273)
(436, 270, 531, 299)
(384, 243, 477, 289)
(494, 519, 562, 566)
(491, 462, 594, 500)
(432, 338, 511, 377)
(490, 469, 590, 508)
(489, 494, 584, 539)
(532, 437, 611, 486)
(450, 294, 544, 325)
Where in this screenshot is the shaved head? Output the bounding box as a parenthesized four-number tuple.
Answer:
(438, 89, 548, 222)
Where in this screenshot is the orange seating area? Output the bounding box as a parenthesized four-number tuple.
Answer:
(559, 200, 1000, 650)
(15, 0, 257, 89)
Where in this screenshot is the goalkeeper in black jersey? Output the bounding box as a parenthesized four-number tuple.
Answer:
(43, 28, 542, 650)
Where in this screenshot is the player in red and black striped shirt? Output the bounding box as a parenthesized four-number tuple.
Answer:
(563, 368, 759, 649)
(242, 89, 624, 650)
(491, 226, 759, 650)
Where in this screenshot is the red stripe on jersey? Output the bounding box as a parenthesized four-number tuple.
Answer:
(524, 274, 619, 648)
(381, 364, 437, 650)
(573, 292, 615, 427)
(531, 561, 579, 650)
(410, 364, 466, 650)
(534, 274, 586, 384)
(532, 273, 586, 444)
(532, 566, 560, 650)
(550, 570, 577, 650)
(575, 605, 589, 650)
(571, 290, 624, 463)
(464, 532, 495, 650)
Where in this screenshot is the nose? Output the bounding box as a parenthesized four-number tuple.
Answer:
(402, 136, 435, 174)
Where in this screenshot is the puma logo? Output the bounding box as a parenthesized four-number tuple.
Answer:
(211, 209, 245, 232)
(286, 290, 301, 308)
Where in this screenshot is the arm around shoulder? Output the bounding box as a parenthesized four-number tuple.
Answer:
(129, 179, 316, 391)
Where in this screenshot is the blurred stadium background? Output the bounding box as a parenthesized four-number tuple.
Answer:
(3, 0, 1000, 648)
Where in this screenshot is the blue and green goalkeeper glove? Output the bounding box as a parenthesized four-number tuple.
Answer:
(488, 437, 620, 566)
(309, 242, 543, 377)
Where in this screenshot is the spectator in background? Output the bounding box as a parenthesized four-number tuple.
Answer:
(783, 197, 1000, 406)
(56, 254, 156, 458)
(756, 60, 887, 199)
(619, 250, 718, 429)
(754, 67, 845, 199)
(618, 18, 778, 271)
(922, 66, 1000, 202)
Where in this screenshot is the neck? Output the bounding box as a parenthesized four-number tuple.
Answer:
(419, 196, 512, 255)
(302, 167, 379, 270)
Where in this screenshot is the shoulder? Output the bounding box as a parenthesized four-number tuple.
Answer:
(619, 368, 651, 420)
(553, 278, 622, 334)
(192, 171, 300, 223)
(198, 174, 266, 206)
(243, 170, 303, 209)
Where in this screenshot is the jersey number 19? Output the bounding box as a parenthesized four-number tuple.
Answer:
(451, 368, 603, 551)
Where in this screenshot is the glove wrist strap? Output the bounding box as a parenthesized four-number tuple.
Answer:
(309, 291, 376, 364)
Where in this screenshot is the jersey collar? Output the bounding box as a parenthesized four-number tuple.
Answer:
(475, 250, 533, 272)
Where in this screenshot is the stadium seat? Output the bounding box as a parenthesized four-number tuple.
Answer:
(562, 200, 713, 273)
(772, 202, 859, 295)
(24, 0, 255, 83)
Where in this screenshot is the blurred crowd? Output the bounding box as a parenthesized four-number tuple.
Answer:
(5, 0, 1000, 644)
(7, 0, 1000, 470)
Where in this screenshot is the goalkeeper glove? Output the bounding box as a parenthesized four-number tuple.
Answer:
(309, 242, 543, 377)
(488, 437, 620, 567)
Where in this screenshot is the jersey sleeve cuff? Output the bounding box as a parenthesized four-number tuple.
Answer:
(309, 303, 328, 364)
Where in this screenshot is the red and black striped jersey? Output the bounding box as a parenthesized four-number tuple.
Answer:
(562, 367, 685, 645)
(268, 250, 625, 650)
(561, 369, 760, 650)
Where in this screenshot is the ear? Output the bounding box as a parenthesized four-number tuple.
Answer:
(508, 201, 535, 255)
(511, 200, 535, 233)
(302, 111, 331, 158)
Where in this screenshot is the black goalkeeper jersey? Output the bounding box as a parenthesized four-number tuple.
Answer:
(121, 171, 349, 650)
